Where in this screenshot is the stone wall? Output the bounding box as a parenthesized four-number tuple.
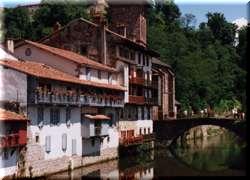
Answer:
(19, 143, 118, 178)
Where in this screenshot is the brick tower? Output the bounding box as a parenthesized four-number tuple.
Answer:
(107, 0, 150, 47)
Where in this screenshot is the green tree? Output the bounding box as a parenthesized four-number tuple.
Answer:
(206, 12, 237, 45)
(3, 7, 32, 40)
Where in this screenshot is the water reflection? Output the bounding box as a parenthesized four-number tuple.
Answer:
(45, 130, 246, 179)
(170, 129, 246, 172)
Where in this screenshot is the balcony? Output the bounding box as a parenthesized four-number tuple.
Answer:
(129, 95, 145, 105)
(129, 77, 145, 86)
(119, 133, 155, 146)
(34, 92, 124, 108)
(0, 130, 27, 148)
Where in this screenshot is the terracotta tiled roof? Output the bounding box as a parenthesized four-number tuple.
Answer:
(0, 108, 28, 121)
(38, 18, 98, 42)
(152, 58, 171, 68)
(84, 114, 111, 120)
(0, 60, 126, 91)
(37, 17, 159, 58)
(18, 40, 117, 73)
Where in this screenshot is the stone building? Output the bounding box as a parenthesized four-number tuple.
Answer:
(152, 58, 176, 120)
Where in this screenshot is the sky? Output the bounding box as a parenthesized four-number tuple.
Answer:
(0, 0, 249, 26)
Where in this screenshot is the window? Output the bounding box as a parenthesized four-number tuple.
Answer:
(143, 55, 145, 65)
(147, 107, 150, 120)
(146, 56, 149, 66)
(138, 53, 141, 64)
(62, 134, 67, 152)
(108, 73, 112, 84)
(72, 139, 77, 155)
(25, 48, 32, 56)
(139, 128, 142, 135)
(144, 128, 146, 134)
(108, 113, 114, 127)
(50, 108, 60, 125)
(45, 136, 51, 153)
(130, 51, 135, 60)
(35, 135, 39, 143)
(3, 150, 8, 160)
(98, 70, 101, 80)
(86, 67, 91, 80)
(37, 107, 44, 127)
(66, 108, 71, 126)
(91, 138, 95, 146)
(148, 128, 150, 134)
(142, 107, 144, 120)
(128, 109, 131, 119)
(80, 45, 87, 55)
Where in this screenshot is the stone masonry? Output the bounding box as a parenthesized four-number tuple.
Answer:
(20, 143, 118, 178)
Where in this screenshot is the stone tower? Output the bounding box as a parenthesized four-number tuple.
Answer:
(108, 0, 150, 47)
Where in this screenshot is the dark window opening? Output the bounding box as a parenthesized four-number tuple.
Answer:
(98, 70, 101, 80)
(91, 138, 95, 146)
(80, 45, 87, 55)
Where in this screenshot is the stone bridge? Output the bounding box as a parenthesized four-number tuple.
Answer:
(153, 118, 246, 143)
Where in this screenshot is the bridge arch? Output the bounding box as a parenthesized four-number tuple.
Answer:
(154, 118, 246, 144)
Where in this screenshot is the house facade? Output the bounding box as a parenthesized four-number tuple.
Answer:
(0, 59, 125, 177)
(152, 58, 176, 120)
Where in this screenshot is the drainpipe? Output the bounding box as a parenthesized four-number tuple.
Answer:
(101, 22, 107, 65)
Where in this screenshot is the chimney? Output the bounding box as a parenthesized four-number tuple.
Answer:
(6, 39, 14, 53)
(90, 0, 108, 64)
(53, 21, 61, 32)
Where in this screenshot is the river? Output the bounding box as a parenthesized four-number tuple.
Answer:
(44, 129, 246, 179)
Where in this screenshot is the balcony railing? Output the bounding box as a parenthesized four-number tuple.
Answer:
(34, 92, 124, 107)
(119, 133, 155, 146)
(0, 130, 27, 148)
(129, 77, 145, 85)
(129, 95, 145, 105)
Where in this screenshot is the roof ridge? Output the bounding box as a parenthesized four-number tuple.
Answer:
(38, 18, 98, 43)
(0, 60, 126, 91)
(22, 40, 117, 72)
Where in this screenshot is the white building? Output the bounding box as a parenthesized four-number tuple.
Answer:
(1, 43, 124, 176)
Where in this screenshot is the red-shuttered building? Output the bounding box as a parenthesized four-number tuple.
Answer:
(0, 107, 28, 178)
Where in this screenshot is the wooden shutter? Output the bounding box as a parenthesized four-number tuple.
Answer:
(72, 139, 77, 155)
(62, 134, 67, 151)
(45, 136, 51, 153)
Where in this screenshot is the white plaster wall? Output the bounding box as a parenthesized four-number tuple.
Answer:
(0, 66, 27, 111)
(0, 48, 18, 60)
(118, 120, 137, 132)
(14, 44, 77, 76)
(101, 128, 119, 150)
(27, 106, 82, 160)
(79, 67, 117, 85)
(136, 120, 153, 136)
